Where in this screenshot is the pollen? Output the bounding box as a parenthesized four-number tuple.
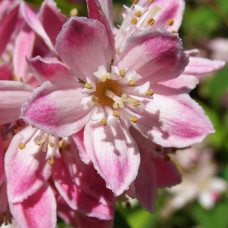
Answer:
(48, 158, 54, 166)
(132, 0, 138, 4)
(148, 0, 154, 3)
(147, 18, 155, 26)
(131, 17, 138, 25)
(132, 100, 141, 106)
(130, 116, 138, 123)
(19, 143, 26, 150)
(135, 10, 142, 17)
(113, 110, 120, 117)
(167, 19, 174, 26)
(101, 118, 107, 126)
(146, 89, 154, 96)
(58, 140, 63, 149)
(172, 30, 177, 33)
(101, 72, 111, 82)
(128, 79, 136, 85)
(119, 69, 126, 78)
(85, 82, 93, 89)
(70, 8, 78, 16)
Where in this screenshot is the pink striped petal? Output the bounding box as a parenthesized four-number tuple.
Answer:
(21, 81, 92, 137)
(139, 93, 214, 148)
(0, 63, 12, 80)
(56, 17, 114, 81)
(0, 81, 33, 124)
(184, 56, 225, 75)
(27, 56, 74, 84)
(116, 30, 188, 84)
(0, 2, 19, 55)
(99, 0, 113, 29)
(9, 185, 56, 228)
(153, 157, 181, 188)
(39, 0, 67, 46)
(5, 127, 52, 203)
(20, 1, 55, 53)
(13, 26, 36, 81)
(84, 118, 140, 196)
(87, 0, 115, 52)
(52, 155, 115, 220)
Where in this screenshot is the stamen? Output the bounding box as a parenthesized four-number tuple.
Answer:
(48, 158, 54, 166)
(148, 0, 154, 3)
(147, 18, 155, 26)
(58, 140, 63, 149)
(128, 79, 136, 85)
(164, 155, 171, 161)
(85, 82, 93, 89)
(119, 69, 126, 78)
(135, 10, 142, 17)
(49, 137, 54, 148)
(131, 17, 138, 25)
(132, 100, 141, 106)
(167, 19, 174, 26)
(132, 0, 138, 4)
(146, 89, 154, 96)
(171, 30, 177, 33)
(63, 144, 71, 151)
(42, 139, 49, 152)
(35, 135, 47, 145)
(19, 143, 26, 150)
(155, 145, 162, 152)
(70, 8, 78, 16)
(113, 111, 120, 117)
(101, 73, 111, 82)
(130, 116, 138, 123)
(101, 118, 107, 126)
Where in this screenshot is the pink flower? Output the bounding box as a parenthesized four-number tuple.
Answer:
(22, 1, 215, 199)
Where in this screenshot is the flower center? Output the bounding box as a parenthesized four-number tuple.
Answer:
(95, 79, 122, 106)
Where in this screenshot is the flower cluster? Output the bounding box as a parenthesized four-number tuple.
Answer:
(0, 0, 225, 227)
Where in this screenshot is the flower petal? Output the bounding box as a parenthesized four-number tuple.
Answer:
(21, 81, 92, 137)
(115, 30, 188, 84)
(87, 0, 115, 52)
(39, 0, 67, 46)
(0, 63, 12, 80)
(138, 92, 214, 147)
(0, 131, 4, 185)
(5, 127, 52, 203)
(9, 185, 56, 228)
(84, 118, 140, 196)
(27, 56, 75, 84)
(0, 81, 33, 125)
(56, 17, 114, 81)
(184, 56, 225, 75)
(13, 26, 36, 81)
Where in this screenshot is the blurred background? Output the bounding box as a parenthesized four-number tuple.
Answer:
(25, 0, 228, 227)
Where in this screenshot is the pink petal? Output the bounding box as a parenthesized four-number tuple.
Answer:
(134, 152, 157, 212)
(20, 1, 55, 53)
(0, 81, 33, 124)
(0, 2, 19, 55)
(0, 63, 12, 80)
(0, 131, 3, 184)
(21, 81, 92, 137)
(5, 127, 52, 203)
(116, 30, 188, 84)
(84, 118, 140, 196)
(39, 0, 67, 46)
(138, 92, 214, 148)
(52, 155, 115, 220)
(27, 56, 75, 84)
(13, 26, 36, 81)
(184, 56, 225, 75)
(76, 213, 113, 228)
(9, 185, 56, 228)
(153, 157, 181, 188)
(87, 0, 115, 52)
(56, 17, 114, 81)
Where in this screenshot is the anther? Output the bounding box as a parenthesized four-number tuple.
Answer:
(19, 143, 26, 150)
(101, 118, 107, 126)
(131, 17, 138, 25)
(85, 82, 93, 89)
(148, 0, 154, 3)
(130, 116, 138, 123)
(147, 18, 155, 26)
(167, 19, 174, 26)
(113, 111, 120, 117)
(70, 8, 78, 16)
(171, 30, 177, 33)
(128, 79, 136, 85)
(155, 145, 162, 152)
(63, 144, 71, 151)
(58, 140, 63, 149)
(132, 0, 138, 4)
(135, 10, 142, 17)
(119, 69, 126, 78)
(48, 158, 54, 166)
(101, 72, 111, 82)
(146, 89, 154, 96)
(164, 155, 171, 161)
(132, 100, 141, 106)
